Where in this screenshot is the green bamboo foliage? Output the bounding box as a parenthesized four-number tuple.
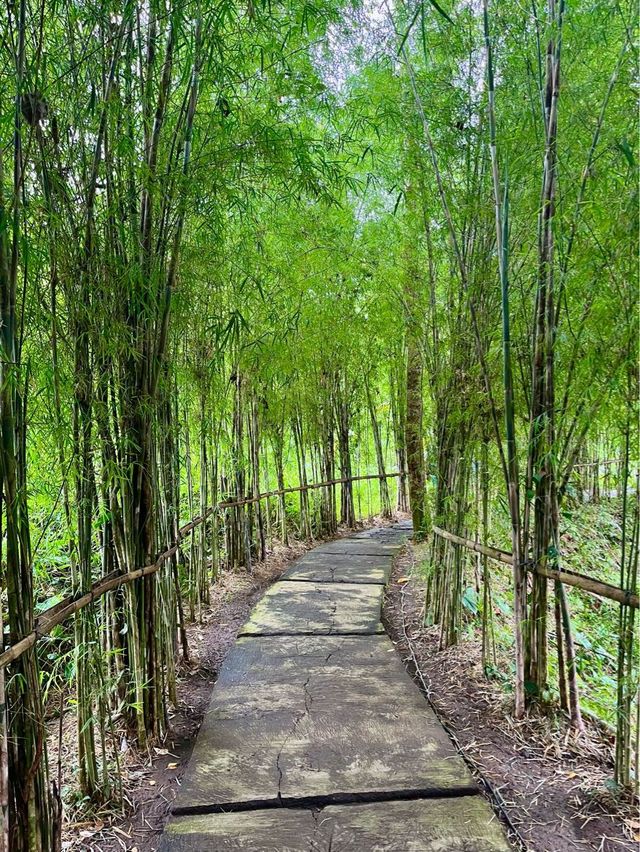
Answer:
(0, 0, 636, 847)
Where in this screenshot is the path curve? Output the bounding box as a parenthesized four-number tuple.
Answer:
(160, 523, 511, 851)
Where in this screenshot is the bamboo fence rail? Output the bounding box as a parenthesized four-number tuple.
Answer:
(433, 526, 638, 609)
(219, 472, 401, 508)
(4, 469, 635, 670)
(571, 458, 638, 469)
(0, 472, 401, 669)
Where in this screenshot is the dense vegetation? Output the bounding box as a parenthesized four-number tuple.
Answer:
(0, 0, 637, 847)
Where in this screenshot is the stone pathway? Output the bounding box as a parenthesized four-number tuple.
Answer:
(160, 523, 511, 851)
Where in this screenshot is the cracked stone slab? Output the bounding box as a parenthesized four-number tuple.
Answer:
(161, 796, 511, 851)
(171, 635, 476, 812)
(239, 581, 385, 636)
(296, 552, 395, 566)
(161, 527, 508, 852)
(281, 553, 394, 585)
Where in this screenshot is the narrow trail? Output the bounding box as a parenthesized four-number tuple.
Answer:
(160, 524, 511, 850)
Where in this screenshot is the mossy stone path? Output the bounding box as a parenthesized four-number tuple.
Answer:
(160, 523, 511, 851)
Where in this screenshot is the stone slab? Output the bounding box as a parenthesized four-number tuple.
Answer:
(350, 525, 411, 541)
(282, 553, 394, 585)
(160, 809, 317, 852)
(171, 635, 476, 812)
(239, 581, 385, 636)
(213, 635, 426, 688)
(161, 796, 511, 851)
(297, 552, 395, 567)
(216, 634, 416, 688)
(312, 539, 402, 557)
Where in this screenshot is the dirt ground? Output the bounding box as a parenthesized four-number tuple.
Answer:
(382, 546, 639, 852)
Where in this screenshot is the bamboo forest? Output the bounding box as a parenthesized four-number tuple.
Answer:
(0, 0, 637, 849)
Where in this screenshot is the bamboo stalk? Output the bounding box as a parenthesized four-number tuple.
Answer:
(483, 0, 527, 715)
(433, 527, 638, 608)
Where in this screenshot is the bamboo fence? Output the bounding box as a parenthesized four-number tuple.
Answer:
(0, 472, 401, 669)
(433, 526, 638, 608)
(2, 468, 636, 672)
